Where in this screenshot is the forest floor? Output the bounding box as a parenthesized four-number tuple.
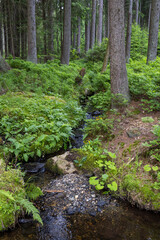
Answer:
(104, 100, 160, 210)
(107, 100, 160, 163)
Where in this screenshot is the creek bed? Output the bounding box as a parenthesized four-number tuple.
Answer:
(1, 167, 160, 240)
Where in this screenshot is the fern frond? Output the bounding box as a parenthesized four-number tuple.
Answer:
(17, 198, 43, 225)
(0, 190, 15, 201)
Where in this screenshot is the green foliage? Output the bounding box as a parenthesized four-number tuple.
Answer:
(130, 24, 148, 60)
(0, 93, 84, 162)
(89, 150, 118, 192)
(127, 58, 160, 111)
(141, 117, 154, 123)
(0, 168, 43, 231)
(1, 59, 83, 100)
(83, 116, 113, 139)
(86, 89, 111, 112)
(85, 39, 108, 62)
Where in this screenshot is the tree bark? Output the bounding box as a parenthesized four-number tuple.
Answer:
(2, 0, 8, 57)
(135, 0, 139, 24)
(42, 0, 47, 58)
(47, 0, 54, 59)
(27, 0, 37, 63)
(0, 3, 3, 56)
(85, 3, 90, 52)
(109, 0, 130, 108)
(97, 0, 103, 45)
(147, 0, 160, 63)
(101, 39, 109, 73)
(126, 0, 133, 63)
(148, 3, 151, 31)
(90, 0, 96, 49)
(77, 17, 81, 54)
(61, 0, 71, 65)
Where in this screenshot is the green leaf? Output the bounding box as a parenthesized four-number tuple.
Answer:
(152, 166, 159, 171)
(104, 149, 116, 159)
(107, 181, 118, 191)
(95, 184, 104, 190)
(102, 174, 108, 181)
(37, 149, 41, 157)
(143, 164, 151, 172)
(89, 177, 99, 186)
(23, 153, 29, 162)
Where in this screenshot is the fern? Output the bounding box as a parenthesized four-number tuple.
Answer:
(17, 198, 43, 225)
(25, 183, 43, 200)
(0, 190, 15, 201)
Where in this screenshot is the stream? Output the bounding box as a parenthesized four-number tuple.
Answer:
(1, 112, 160, 240)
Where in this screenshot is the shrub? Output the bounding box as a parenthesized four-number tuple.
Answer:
(0, 92, 84, 162)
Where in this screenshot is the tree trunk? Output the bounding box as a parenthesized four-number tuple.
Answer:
(85, 3, 90, 52)
(2, 0, 8, 57)
(147, 0, 160, 63)
(126, 0, 133, 63)
(135, 0, 139, 24)
(90, 0, 96, 49)
(148, 3, 151, 31)
(101, 39, 109, 73)
(77, 17, 81, 54)
(7, 0, 15, 57)
(0, 53, 10, 72)
(21, 0, 27, 59)
(97, 0, 103, 45)
(27, 0, 37, 63)
(47, 0, 54, 59)
(0, 3, 3, 56)
(42, 0, 47, 58)
(109, 0, 130, 108)
(61, 0, 71, 65)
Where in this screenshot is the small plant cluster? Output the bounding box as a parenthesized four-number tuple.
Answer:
(0, 92, 84, 162)
(89, 149, 118, 192)
(83, 115, 113, 139)
(74, 139, 118, 193)
(0, 166, 43, 231)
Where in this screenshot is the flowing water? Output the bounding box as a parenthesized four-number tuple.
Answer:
(1, 113, 160, 240)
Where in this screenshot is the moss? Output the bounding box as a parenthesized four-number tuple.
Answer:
(45, 158, 63, 175)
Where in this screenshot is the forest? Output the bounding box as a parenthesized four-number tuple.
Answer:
(0, 0, 160, 238)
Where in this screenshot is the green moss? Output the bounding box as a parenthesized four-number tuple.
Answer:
(0, 167, 43, 231)
(45, 159, 63, 175)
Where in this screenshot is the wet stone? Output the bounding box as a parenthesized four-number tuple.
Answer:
(41, 173, 112, 217)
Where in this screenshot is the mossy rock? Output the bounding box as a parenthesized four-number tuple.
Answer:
(45, 151, 77, 175)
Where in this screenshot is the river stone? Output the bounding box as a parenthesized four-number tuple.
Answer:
(45, 151, 77, 175)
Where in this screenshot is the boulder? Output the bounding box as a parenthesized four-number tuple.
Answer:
(45, 151, 77, 175)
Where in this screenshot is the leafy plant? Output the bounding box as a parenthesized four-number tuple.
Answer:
(0, 93, 84, 162)
(89, 150, 118, 192)
(0, 168, 43, 231)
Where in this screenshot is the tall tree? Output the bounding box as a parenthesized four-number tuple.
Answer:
(90, 0, 96, 48)
(77, 16, 81, 54)
(126, 0, 133, 63)
(109, 0, 130, 107)
(97, 0, 103, 45)
(135, 0, 139, 24)
(61, 0, 71, 65)
(27, 0, 37, 63)
(47, 0, 54, 59)
(85, 2, 90, 52)
(147, 0, 160, 63)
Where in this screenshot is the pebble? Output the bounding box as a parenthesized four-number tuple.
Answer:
(39, 173, 113, 217)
